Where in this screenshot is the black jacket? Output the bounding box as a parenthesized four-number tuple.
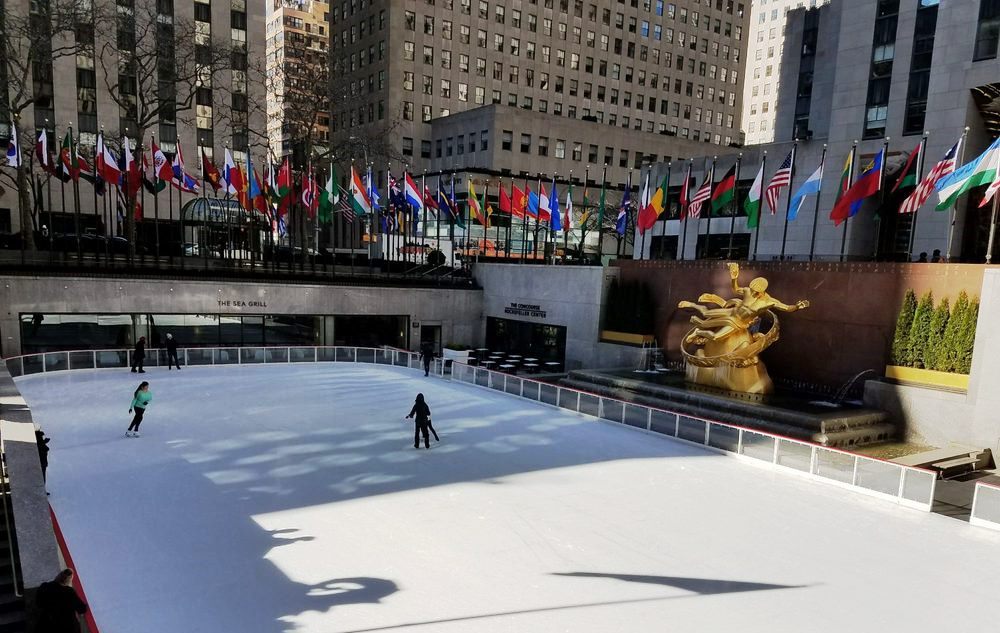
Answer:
(35, 581, 88, 633)
(166, 338, 178, 354)
(35, 431, 49, 467)
(408, 401, 431, 424)
(133, 340, 145, 359)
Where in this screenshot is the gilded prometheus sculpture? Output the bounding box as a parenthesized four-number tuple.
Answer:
(678, 263, 810, 395)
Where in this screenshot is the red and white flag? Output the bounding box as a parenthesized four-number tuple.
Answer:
(765, 149, 794, 214)
(95, 133, 121, 184)
(900, 138, 961, 214)
(687, 170, 713, 219)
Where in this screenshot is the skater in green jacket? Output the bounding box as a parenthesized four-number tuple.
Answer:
(126, 381, 152, 437)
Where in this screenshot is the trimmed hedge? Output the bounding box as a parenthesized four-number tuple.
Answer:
(890, 289, 977, 374)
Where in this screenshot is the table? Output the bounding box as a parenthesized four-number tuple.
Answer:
(524, 357, 538, 363)
(481, 360, 496, 369)
(544, 361, 562, 372)
(499, 364, 517, 374)
(523, 363, 540, 373)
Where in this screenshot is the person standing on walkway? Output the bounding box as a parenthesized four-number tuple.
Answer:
(405, 393, 439, 448)
(35, 568, 88, 633)
(420, 341, 435, 376)
(126, 381, 152, 437)
(165, 333, 181, 370)
(131, 336, 146, 373)
(35, 426, 50, 484)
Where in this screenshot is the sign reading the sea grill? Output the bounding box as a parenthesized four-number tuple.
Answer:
(504, 302, 546, 318)
(218, 298, 269, 309)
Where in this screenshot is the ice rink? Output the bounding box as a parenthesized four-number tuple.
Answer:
(16, 363, 1000, 633)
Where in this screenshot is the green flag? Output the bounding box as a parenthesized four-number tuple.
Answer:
(318, 163, 336, 224)
(597, 178, 607, 229)
(745, 163, 764, 229)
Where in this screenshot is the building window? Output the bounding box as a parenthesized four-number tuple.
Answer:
(538, 136, 549, 156)
(421, 140, 431, 158)
(481, 129, 489, 151)
(555, 140, 566, 159)
(404, 11, 415, 30)
(975, 0, 999, 60)
(864, 0, 900, 139)
(502, 130, 513, 151)
(904, 0, 939, 134)
(520, 133, 531, 153)
(402, 137, 414, 156)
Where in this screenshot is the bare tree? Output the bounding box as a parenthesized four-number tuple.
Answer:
(97, 0, 234, 253)
(0, 0, 107, 249)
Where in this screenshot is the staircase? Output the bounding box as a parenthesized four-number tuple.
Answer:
(0, 485, 25, 633)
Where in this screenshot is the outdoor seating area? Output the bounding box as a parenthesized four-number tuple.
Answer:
(469, 350, 562, 375)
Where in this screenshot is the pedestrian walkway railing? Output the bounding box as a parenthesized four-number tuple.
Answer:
(6, 346, 936, 513)
(449, 361, 938, 512)
(970, 481, 1000, 531)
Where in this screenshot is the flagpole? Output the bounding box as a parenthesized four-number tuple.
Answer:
(93, 130, 103, 263)
(658, 162, 671, 259)
(597, 164, 607, 263)
(779, 142, 798, 260)
(872, 137, 891, 260)
(680, 160, 691, 261)
(840, 141, 858, 262)
(808, 145, 828, 261)
(534, 173, 542, 262)
(906, 134, 928, 260)
(752, 151, 766, 261)
(45, 122, 54, 264)
(987, 188, 1000, 263)
(639, 167, 648, 260)
(520, 173, 528, 263)
(701, 158, 716, 259)
(727, 153, 742, 259)
(139, 139, 146, 267)
(946, 127, 970, 261)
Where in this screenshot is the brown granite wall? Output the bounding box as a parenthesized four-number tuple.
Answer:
(614, 260, 993, 390)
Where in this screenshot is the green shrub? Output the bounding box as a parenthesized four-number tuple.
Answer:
(924, 297, 950, 371)
(957, 297, 979, 374)
(906, 291, 934, 368)
(890, 289, 917, 365)
(940, 291, 969, 373)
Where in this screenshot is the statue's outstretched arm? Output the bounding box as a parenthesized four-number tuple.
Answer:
(772, 299, 810, 312)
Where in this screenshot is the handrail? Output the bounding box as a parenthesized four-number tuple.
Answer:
(0, 452, 22, 597)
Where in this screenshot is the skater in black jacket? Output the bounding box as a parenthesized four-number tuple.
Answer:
(35, 568, 88, 633)
(419, 341, 434, 376)
(165, 333, 181, 370)
(405, 393, 439, 448)
(131, 336, 146, 373)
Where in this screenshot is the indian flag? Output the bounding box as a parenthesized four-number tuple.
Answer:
(745, 163, 764, 229)
(350, 165, 372, 216)
(936, 136, 1000, 211)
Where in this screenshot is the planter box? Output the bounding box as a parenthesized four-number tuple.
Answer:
(442, 348, 475, 363)
(599, 330, 656, 346)
(885, 365, 969, 392)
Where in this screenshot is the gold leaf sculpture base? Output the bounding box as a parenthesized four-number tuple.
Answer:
(678, 263, 810, 396)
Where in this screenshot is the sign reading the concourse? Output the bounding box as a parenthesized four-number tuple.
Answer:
(504, 302, 546, 318)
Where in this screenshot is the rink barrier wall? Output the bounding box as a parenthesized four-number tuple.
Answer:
(449, 361, 939, 513)
(6, 346, 936, 513)
(970, 482, 1000, 531)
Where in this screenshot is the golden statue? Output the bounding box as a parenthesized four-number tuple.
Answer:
(678, 263, 810, 395)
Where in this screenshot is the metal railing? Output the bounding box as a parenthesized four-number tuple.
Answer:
(449, 361, 938, 512)
(970, 481, 1000, 531)
(0, 459, 21, 598)
(6, 346, 936, 512)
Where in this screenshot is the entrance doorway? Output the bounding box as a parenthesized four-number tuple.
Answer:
(420, 324, 442, 354)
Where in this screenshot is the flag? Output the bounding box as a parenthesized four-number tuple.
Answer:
(831, 149, 884, 225)
(423, 184, 439, 216)
(526, 187, 540, 218)
(835, 150, 853, 207)
(688, 170, 713, 218)
(95, 133, 121, 184)
(319, 163, 336, 224)
(6, 122, 20, 167)
(171, 143, 198, 193)
(550, 178, 561, 231)
(404, 171, 422, 211)
(788, 159, 824, 221)
(679, 163, 692, 219)
(248, 154, 261, 202)
(980, 151, 1000, 209)
(366, 167, 381, 211)
(511, 185, 528, 219)
(201, 150, 222, 192)
(638, 173, 669, 233)
(152, 141, 172, 183)
(144, 141, 166, 193)
(56, 131, 78, 182)
(350, 164, 372, 215)
(597, 176, 607, 228)
(121, 137, 141, 196)
(765, 150, 794, 214)
(499, 184, 513, 214)
(468, 179, 488, 226)
(936, 136, 1000, 210)
(222, 149, 241, 195)
(449, 175, 465, 228)
(745, 163, 764, 229)
(564, 181, 573, 230)
(301, 167, 318, 217)
(711, 164, 737, 214)
(337, 184, 357, 224)
(891, 143, 921, 193)
(616, 173, 631, 235)
(35, 129, 52, 174)
(900, 139, 960, 214)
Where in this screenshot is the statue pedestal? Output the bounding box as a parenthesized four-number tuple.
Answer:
(684, 359, 774, 396)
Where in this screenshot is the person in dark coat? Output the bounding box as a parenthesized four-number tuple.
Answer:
(165, 333, 181, 370)
(419, 341, 435, 376)
(35, 568, 88, 633)
(405, 393, 439, 448)
(35, 427, 50, 484)
(131, 336, 146, 373)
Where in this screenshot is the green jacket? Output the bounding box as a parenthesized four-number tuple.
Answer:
(130, 390, 152, 410)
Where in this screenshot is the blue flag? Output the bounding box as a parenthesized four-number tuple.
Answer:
(550, 178, 562, 231)
(788, 160, 823, 221)
(616, 174, 632, 235)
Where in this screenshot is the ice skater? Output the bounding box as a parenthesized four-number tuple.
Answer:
(131, 336, 146, 373)
(420, 341, 435, 376)
(165, 333, 181, 370)
(405, 393, 439, 449)
(35, 569, 88, 633)
(126, 381, 152, 437)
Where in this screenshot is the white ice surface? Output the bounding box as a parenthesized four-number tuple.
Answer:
(15, 363, 1000, 633)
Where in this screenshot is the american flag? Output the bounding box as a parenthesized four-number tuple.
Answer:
(338, 185, 356, 223)
(765, 149, 794, 214)
(900, 139, 961, 214)
(687, 170, 713, 218)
